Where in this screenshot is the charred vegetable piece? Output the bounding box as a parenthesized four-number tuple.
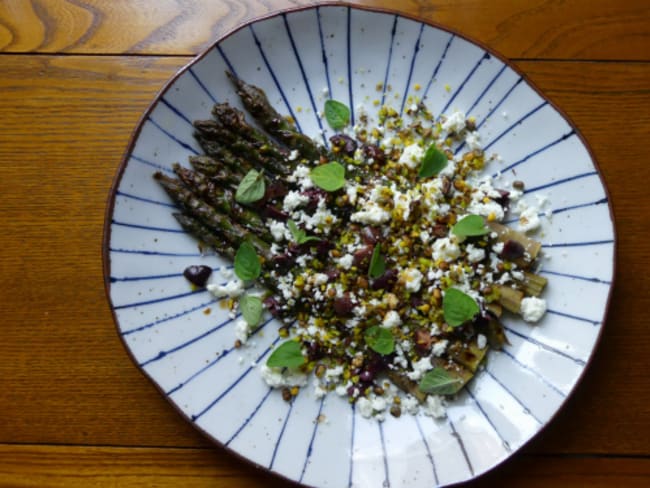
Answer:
(226, 71, 323, 161)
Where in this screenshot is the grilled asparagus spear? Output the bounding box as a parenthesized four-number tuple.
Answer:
(154, 171, 273, 261)
(226, 71, 323, 161)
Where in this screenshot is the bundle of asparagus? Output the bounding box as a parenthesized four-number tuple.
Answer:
(154, 73, 547, 418)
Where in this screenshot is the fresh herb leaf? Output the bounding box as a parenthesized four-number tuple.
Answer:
(310, 161, 346, 191)
(368, 244, 386, 279)
(452, 214, 489, 237)
(234, 241, 261, 281)
(418, 367, 463, 395)
(267, 340, 306, 368)
(364, 326, 395, 355)
(324, 99, 350, 130)
(443, 288, 480, 327)
(239, 294, 263, 326)
(235, 169, 266, 203)
(418, 144, 448, 178)
(287, 219, 320, 244)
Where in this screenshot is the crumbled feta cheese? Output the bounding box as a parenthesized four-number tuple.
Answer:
(382, 310, 402, 328)
(371, 395, 387, 413)
(423, 395, 446, 418)
(282, 190, 309, 212)
(346, 184, 359, 204)
(398, 143, 424, 169)
(465, 131, 482, 150)
(325, 366, 344, 380)
(520, 297, 547, 322)
(287, 164, 313, 190)
(431, 340, 448, 357)
(350, 202, 391, 225)
(392, 189, 414, 221)
(268, 220, 289, 242)
(299, 198, 338, 232)
(441, 110, 466, 133)
(288, 149, 300, 161)
(206, 278, 245, 298)
(234, 318, 250, 344)
(400, 268, 423, 293)
(312, 273, 329, 286)
(402, 395, 420, 415)
(432, 237, 461, 262)
(465, 244, 486, 263)
(260, 364, 308, 387)
(519, 207, 541, 233)
(477, 334, 487, 349)
(337, 254, 354, 270)
(406, 357, 434, 380)
(357, 397, 374, 418)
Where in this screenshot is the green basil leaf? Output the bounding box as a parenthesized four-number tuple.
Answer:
(267, 340, 306, 368)
(368, 244, 386, 279)
(324, 99, 350, 130)
(310, 161, 346, 192)
(418, 144, 448, 178)
(452, 214, 489, 237)
(235, 169, 266, 204)
(364, 326, 395, 355)
(418, 367, 463, 395)
(239, 294, 263, 327)
(443, 288, 480, 327)
(234, 241, 261, 281)
(287, 219, 320, 244)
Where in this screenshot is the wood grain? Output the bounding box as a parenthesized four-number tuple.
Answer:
(0, 445, 649, 487)
(0, 0, 648, 59)
(0, 54, 649, 457)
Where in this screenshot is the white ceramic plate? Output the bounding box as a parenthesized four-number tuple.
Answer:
(103, 4, 615, 487)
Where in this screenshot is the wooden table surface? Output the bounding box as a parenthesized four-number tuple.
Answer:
(1, 0, 649, 486)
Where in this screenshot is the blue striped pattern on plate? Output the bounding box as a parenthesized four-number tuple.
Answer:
(104, 5, 615, 487)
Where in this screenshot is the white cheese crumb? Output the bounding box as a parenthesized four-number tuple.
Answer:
(398, 143, 424, 169)
(206, 279, 245, 299)
(357, 397, 374, 418)
(431, 340, 448, 357)
(312, 273, 329, 286)
(465, 131, 482, 150)
(432, 237, 461, 262)
(520, 297, 547, 322)
(465, 244, 486, 263)
(350, 202, 391, 225)
(260, 364, 309, 388)
(423, 395, 446, 418)
(337, 254, 354, 269)
(234, 318, 250, 344)
(402, 395, 420, 415)
(441, 110, 466, 133)
(382, 310, 402, 328)
(288, 149, 300, 161)
(346, 184, 359, 204)
(325, 366, 344, 380)
(519, 207, 541, 233)
(282, 190, 309, 212)
(268, 220, 289, 242)
(477, 334, 487, 349)
(406, 357, 434, 380)
(287, 164, 313, 190)
(314, 384, 327, 398)
(400, 268, 423, 293)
